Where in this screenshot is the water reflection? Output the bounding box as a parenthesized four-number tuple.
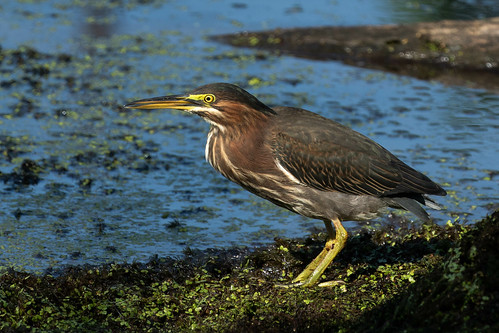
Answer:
(387, 0, 499, 22)
(80, 3, 117, 39)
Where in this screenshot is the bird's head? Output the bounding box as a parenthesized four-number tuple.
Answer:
(125, 83, 276, 131)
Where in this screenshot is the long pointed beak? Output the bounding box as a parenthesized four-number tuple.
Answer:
(124, 95, 202, 111)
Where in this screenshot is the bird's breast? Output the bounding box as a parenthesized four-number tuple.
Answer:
(205, 127, 279, 186)
(205, 131, 304, 214)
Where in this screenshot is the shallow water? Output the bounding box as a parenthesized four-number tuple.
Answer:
(0, 0, 497, 273)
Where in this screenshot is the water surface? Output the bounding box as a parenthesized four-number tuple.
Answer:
(0, 0, 497, 273)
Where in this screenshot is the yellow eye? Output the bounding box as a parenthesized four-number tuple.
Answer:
(203, 94, 215, 103)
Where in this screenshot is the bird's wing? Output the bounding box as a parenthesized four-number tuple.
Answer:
(271, 107, 442, 197)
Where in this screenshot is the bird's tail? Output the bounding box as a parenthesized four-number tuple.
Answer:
(391, 197, 430, 222)
(388, 194, 443, 222)
(422, 195, 443, 210)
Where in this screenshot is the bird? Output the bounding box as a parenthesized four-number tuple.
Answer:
(124, 82, 447, 287)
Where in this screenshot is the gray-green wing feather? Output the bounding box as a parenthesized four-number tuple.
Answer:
(271, 107, 445, 197)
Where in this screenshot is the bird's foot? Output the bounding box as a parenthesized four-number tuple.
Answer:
(317, 280, 345, 287)
(275, 279, 344, 288)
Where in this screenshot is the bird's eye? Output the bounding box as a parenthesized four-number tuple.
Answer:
(203, 94, 215, 103)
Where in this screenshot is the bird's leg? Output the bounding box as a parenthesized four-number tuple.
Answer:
(315, 217, 348, 287)
(280, 217, 347, 288)
(290, 220, 336, 283)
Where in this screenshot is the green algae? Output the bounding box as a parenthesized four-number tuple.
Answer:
(1, 210, 497, 332)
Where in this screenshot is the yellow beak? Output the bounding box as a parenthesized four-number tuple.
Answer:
(124, 95, 202, 111)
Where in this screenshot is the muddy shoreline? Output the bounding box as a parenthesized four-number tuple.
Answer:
(214, 17, 499, 92)
(1, 210, 497, 332)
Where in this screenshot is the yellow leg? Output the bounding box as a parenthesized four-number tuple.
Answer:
(277, 217, 347, 288)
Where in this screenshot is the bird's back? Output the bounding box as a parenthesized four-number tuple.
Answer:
(271, 106, 445, 195)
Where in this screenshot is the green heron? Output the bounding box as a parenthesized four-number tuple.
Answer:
(125, 82, 446, 287)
